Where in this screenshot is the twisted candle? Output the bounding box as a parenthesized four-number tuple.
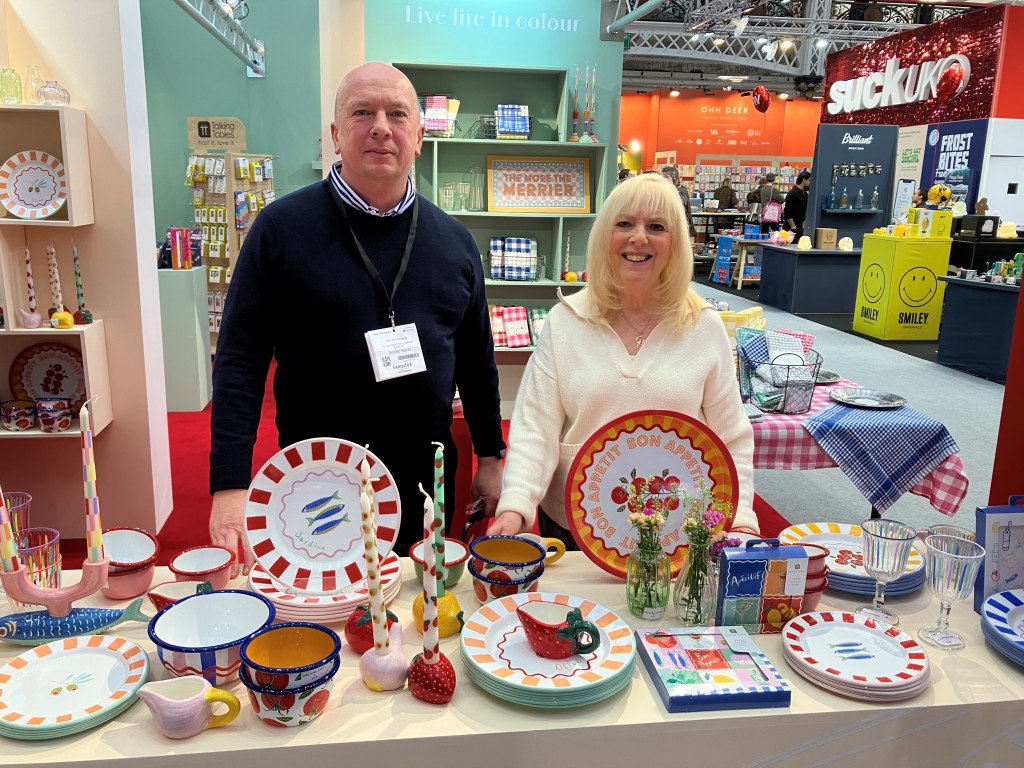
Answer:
(574, 66, 579, 112)
(72, 241, 86, 311)
(80, 403, 105, 563)
(418, 484, 439, 665)
(24, 248, 36, 313)
(0, 481, 22, 573)
(432, 441, 446, 598)
(46, 244, 63, 311)
(360, 448, 390, 654)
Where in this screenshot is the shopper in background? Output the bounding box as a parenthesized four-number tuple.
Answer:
(912, 187, 927, 208)
(713, 177, 739, 210)
(618, 168, 636, 183)
(491, 174, 758, 545)
(659, 165, 696, 243)
(209, 62, 506, 574)
(759, 172, 787, 234)
(784, 170, 812, 242)
(746, 176, 764, 207)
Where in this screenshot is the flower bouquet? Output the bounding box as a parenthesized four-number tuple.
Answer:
(672, 478, 739, 625)
(620, 474, 679, 620)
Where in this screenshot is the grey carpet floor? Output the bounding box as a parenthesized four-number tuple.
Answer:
(694, 282, 1004, 534)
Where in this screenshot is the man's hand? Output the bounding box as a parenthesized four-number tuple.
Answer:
(210, 489, 253, 578)
(471, 456, 503, 517)
(487, 510, 526, 536)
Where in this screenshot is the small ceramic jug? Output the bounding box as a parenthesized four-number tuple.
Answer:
(137, 676, 240, 739)
(517, 602, 600, 659)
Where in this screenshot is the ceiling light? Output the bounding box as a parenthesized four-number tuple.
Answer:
(713, 37, 725, 45)
(780, 39, 794, 50)
(779, 93, 789, 99)
(690, 34, 700, 42)
(669, 89, 680, 97)
(763, 41, 778, 58)
(816, 38, 829, 48)
(729, 17, 748, 36)
(756, 37, 768, 44)
(629, 140, 641, 152)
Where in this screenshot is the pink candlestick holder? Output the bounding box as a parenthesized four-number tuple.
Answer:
(0, 558, 109, 617)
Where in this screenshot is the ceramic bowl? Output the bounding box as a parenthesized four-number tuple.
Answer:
(468, 558, 543, 604)
(147, 580, 211, 612)
(804, 566, 830, 593)
(148, 589, 275, 685)
(782, 543, 830, 578)
(104, 526, 161, 571)
(34, 397, 71, 413)
(241, 622, 340, 691)
(239, 656, 338, 727)
(37, 410, 72, 433)
(802, 579, 829, 612)
(468, 534, 546, 581)
(0, 400, 36, 431)
(100, 560, 156, 600)
(410, 537, 470, 589)
(169, 545, 234, 589)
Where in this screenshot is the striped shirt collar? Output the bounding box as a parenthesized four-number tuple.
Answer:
(328, 162, 415, 217)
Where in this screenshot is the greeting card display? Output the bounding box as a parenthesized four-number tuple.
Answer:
(974, 504, 1024, 613)
(635, 626, 790, 713)
(716, 540, 807, 634)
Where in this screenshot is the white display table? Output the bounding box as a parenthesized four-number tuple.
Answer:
(2, 554, 1023, 767)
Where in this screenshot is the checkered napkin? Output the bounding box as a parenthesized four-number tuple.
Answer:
(503, 237, 535, 280)
(778, 330, 816, 355)
(804, 404, 961, 513)
(489, 305, 506, 347)
(528, 308, 548, 344)
(736, 327, 766, 398)
(764, 331, 812, 386)
(422, 95, 449, 133)
(489, 237, 505, 279)
(502, 306, 532, 348)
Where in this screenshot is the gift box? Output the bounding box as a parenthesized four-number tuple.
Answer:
(814, 228, 837, 249)
(716, 539, 808, 634)
(959, 215, 1000, 239)
(502, 305, 532, 348)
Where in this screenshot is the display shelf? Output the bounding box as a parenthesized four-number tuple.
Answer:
(0, 105, 94, 227)
(822, 208, 883, 214)
(485, 279, 586, 287)
(0, 426, 83, 438)
(449, 211, 597, 219)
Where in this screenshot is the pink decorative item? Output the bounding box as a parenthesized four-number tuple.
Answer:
(358, 621, 407, 692)
(100, 561, 156, 600)
(147, 580, 209, 612)
(517, 601, 601, 660)
(104, 526, 160, 571)
(169, 545, 234, 589)
(137, 676, 241, 740)
(18, 247, 42, 328)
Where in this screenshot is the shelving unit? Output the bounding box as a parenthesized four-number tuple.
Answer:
(0, 105, 111, 439)
(693, 155, 812, 206)
(822, 208, 883, 214)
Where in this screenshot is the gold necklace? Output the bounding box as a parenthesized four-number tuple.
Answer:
(619, 312, 657, 350)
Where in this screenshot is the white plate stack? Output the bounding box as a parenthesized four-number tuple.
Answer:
(781, 611, 931, 702)
(246, 551, 403, 623)
(981, 589, 1024, 666)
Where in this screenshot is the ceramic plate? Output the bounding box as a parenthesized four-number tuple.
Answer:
(0, 635, 149, 739)
(0, 151, 67, 219)
(778, 522, 924, 579)
(815, 370, 841, 385)
(828, 388, 907, 409)
(982, 590, 1024, 652)
(564, 410, 740, 578)
(8, 342, 87, 414)
(245, 438, 401, 593)
(783, 611, 928, 689)
(460, 592, 636, 695)
(247, 551, 402, 606)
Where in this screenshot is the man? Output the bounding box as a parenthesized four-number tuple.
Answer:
(660, 165, 696, 241)
(209, 63, 507, 575)
(713, 177, 738, 210)
(759, 172, 787, 234)
(617, 168, 636, 183)
(912, 187, 927, 208)
(784, 170, 812, 241)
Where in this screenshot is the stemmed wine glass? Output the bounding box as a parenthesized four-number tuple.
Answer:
(919, 534, 986, 650)
(857, 518, 917, 626)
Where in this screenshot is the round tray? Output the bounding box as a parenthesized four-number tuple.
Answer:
(0, 150, 68, 219)
(8, 342, 87, 413)
(828, 388, 907, 409)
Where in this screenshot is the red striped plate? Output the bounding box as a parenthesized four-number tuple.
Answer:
(244, 438, 401, 593)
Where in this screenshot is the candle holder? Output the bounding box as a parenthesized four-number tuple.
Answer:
(0, 557, 109, 617)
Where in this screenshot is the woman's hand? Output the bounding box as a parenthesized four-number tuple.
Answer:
(487, 511, 526, 536)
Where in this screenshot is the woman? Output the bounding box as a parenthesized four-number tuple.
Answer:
(488, 174, 758, 543)
(912, 187, 927, 208)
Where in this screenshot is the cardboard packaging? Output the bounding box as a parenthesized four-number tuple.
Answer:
(715, 540, 808, 634)
(814, 228, 837, 249)
(915, 209, 953, 238)
(959, 215, 1001, 239)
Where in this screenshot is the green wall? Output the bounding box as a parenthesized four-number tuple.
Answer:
(363, 0, 623, 192)
(141, 0, 321, 242)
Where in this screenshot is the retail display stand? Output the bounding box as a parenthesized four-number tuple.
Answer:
(158, 266, 212, 411)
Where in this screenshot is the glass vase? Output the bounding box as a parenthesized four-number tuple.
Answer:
(1, 68, 23, 104)
(38, 80, 70, 106)
(26, 65, 44, 103)
(673, 547, 719, 626)
(626, 543, 671, 621)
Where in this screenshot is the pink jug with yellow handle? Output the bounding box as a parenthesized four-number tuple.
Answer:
(137, 676, 240, 739)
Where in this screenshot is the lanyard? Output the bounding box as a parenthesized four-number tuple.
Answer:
(330, 183, 418, 329)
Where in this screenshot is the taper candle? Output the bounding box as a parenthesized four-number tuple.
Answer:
(573, 66, 579, 112)
(431, 441, 446, 598)
(24, 247, 36, 313)
(418, 484, 439, 664)
(80, 403, 105, 563)
(360, 485, 390, 655)
(0, 482, 22, 573)
(72, 241, 86, 311)
(46, 244, 63, 311)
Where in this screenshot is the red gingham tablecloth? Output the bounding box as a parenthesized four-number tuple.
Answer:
(752, 379, 969, 516)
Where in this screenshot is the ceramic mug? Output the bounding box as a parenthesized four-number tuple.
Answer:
(517, 601, 601, 659)
(468, 534, 546, 581)
(137, 676, 240, 740)
(517, 533, 566, 566)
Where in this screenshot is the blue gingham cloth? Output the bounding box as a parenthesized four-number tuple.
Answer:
(804, 404, 960, 513)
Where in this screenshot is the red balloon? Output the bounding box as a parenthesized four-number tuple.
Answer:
(936, 62, 965, 103)
(752, 85, 771, 113)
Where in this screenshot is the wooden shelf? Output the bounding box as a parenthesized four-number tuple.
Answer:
(822, 208, 883, 214)
(450, 211, 596, 219)
(424, 137, 605, 149)
(485, 279, 586, 288)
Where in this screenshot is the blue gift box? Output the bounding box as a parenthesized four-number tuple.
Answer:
(715, 539, 808, 633)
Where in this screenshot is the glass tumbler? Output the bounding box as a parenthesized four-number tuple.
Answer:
(0, 68, 23, 104)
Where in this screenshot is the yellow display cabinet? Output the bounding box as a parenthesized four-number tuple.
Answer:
(853, 234, 952, 340)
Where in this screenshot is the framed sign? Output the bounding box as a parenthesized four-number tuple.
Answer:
(487, 156, 590, 214)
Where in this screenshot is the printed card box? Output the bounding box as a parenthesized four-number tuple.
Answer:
(716, 540, 807, 634)
(814, 228, 837, 249)
(975, 503, 1024, 613)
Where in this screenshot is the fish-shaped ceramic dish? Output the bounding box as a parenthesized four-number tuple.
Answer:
(0, 597, 150, 646)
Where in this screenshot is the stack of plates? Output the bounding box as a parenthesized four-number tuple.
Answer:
(460, 592, 636, 708)
(0, 635, 149, 740)
(981, 589, 1024, 666)
(782, 611, 930, 702)
(246, 551, 403, 623)
(779, 522, 926, 596)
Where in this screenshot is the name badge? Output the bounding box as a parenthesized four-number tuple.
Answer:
(365, 323, 427, 382)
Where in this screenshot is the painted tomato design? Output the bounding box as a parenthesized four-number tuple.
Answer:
(261, 692, 296, 713)
(473, 578, 488, 602)
(263, 718, 289, 727)
(610, 486, 628, 505)
(646, 632, 678, 649)
(254, 671, 289, 689)
(247, 689, 260, 710)
(302, 689, 331, 717)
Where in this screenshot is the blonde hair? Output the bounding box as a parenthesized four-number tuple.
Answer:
(578, 173, 706, 331)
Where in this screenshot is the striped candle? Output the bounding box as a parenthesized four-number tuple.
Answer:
(431, 441, 446, 598)
(72, 241, 86, 311)
(24, 248, 36, 313)
(80, 403, 105, 563)
(360, 449, 390, 655)
(0, 482, 21, 573)
(418, 484, 439, 665)
(46, 244, 63, 311)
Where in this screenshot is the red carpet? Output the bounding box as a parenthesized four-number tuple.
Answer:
(61, 376, 789, 567)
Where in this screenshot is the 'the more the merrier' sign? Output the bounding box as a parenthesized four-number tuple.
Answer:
(187, 117, 247, 152)
(487, 156, 590, 214)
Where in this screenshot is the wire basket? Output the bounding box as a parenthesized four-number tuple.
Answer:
(748, 350, 822, 414)
(425, 118, 458, 138)
(479, 115, 534, 140)
(484, 251, 545, 281)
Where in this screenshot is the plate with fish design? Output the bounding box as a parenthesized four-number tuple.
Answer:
(244, 437, 401, 594)
(0, 634, 149, 740)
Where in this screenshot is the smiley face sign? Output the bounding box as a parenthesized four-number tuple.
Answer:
(862, 263, 886, 304)
(899, 266, 938, 307)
